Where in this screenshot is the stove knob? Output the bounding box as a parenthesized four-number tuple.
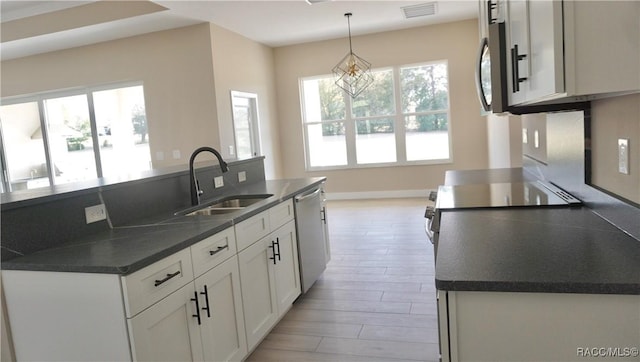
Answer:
(428, 191, 438, 202)
(424, 206, 435, 219)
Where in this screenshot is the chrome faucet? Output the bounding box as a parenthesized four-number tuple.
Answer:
(189, 147, 229, 206)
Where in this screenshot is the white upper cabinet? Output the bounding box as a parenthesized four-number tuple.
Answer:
(503, 0, 640, 106)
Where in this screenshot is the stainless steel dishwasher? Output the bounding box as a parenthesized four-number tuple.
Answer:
(294, 185, 327, 293)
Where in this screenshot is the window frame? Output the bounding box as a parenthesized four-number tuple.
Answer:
(0, 81, 148, 193)
(300, 60, 453, 171)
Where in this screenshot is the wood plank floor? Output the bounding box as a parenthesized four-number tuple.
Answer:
(247, 198, 438, 362)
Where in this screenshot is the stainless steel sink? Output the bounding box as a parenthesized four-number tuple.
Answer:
(178, 194, 273, 216)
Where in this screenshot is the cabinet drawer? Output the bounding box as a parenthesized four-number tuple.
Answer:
(190, 227, 237, 277)
(235, 210, 270, 251)
(121, 248, 194, 318)
(269, 199, 294, 231)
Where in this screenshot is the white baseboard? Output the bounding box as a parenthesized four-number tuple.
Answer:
(325, 189, 434, 200)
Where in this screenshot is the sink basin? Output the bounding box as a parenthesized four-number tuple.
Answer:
(178, 194, 273, 216)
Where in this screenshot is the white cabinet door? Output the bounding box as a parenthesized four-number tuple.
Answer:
(506, 0, 529, 105)
(272, 220, 301, 316)
(526, 0, 564, 102)
(238, 237, 278, 351)
(3, 271, 131, 362)
(128, 283, 204, 362)
(507, 0, 565, 106)
(195, 256, 248, 362)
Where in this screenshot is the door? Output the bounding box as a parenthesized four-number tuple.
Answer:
(237, 237, 278, 351)
(231, 91, 261, 159)
(128, 283, 204, 362)
(195, 256, 248, 362)
(272, 221, 302, 313)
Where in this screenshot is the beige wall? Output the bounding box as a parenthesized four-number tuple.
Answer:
(209, 24, 282, 179)
(273, 19, 487, 194)
(1, 23, 220, 169)
(591, 93, 640, 203)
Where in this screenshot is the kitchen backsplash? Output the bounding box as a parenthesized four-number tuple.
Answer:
(590, 93, 639, 204)
(523, 98, 640, 240)
(0, 157, 266, 261)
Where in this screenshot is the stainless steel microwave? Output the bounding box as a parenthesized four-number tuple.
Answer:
(475, 22, 508, 113)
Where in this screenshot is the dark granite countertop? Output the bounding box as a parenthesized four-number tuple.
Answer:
(435, 207, 640, 295)
(1, 178, 325, 275)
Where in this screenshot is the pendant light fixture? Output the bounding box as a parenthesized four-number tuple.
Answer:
(332, 13, 374, 98)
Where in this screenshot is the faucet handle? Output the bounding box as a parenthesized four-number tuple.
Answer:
(196, 180, 204, 196)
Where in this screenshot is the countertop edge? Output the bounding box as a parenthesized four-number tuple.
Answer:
(435, 279, 640, 295)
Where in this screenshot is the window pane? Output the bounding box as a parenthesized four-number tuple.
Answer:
(233, 98, 252, 159)
(93, 85, 151, 177)
(405, 113, 450, 161)
(44, 94, 97, 184)
(355, 118, 396, 164)
(401, 63, 449, 113)
(0, 102, 51, 190)
(351, 69, 395, 117)
(302, 78, 345, 122)
(306, 122, 346, 167)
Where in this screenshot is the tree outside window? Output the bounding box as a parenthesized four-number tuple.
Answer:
(300, 61, 451, 169)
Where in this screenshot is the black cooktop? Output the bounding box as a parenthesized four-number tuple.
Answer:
(435, 181, 581, 210)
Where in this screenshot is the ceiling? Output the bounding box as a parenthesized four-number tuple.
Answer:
(0, 0, 478, 61)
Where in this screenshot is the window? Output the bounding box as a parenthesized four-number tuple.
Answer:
(0, 84, 150, 192)
(300, 61, 451, 170)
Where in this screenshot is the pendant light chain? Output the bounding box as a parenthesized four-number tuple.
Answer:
(346, 13, 353, 54)
(332, 12, 374, 98)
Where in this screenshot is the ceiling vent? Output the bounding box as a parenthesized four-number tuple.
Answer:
(402, 2, 437, 19)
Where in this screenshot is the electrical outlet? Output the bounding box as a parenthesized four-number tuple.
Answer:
(172, 150, 181, 159)
(229, 145, 235, 156)
(238, 171, 247, 183)
(214, 176, 224, 188)
(85, 204, 107, 224)
(618, 139, 629, 175)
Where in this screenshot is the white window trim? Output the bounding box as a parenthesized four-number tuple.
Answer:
(300, 61, 453, 171)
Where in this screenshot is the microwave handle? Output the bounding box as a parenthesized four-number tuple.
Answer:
(475, 37, 491, 112)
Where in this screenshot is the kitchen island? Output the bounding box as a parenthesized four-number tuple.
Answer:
(1, 155, 327, 362)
